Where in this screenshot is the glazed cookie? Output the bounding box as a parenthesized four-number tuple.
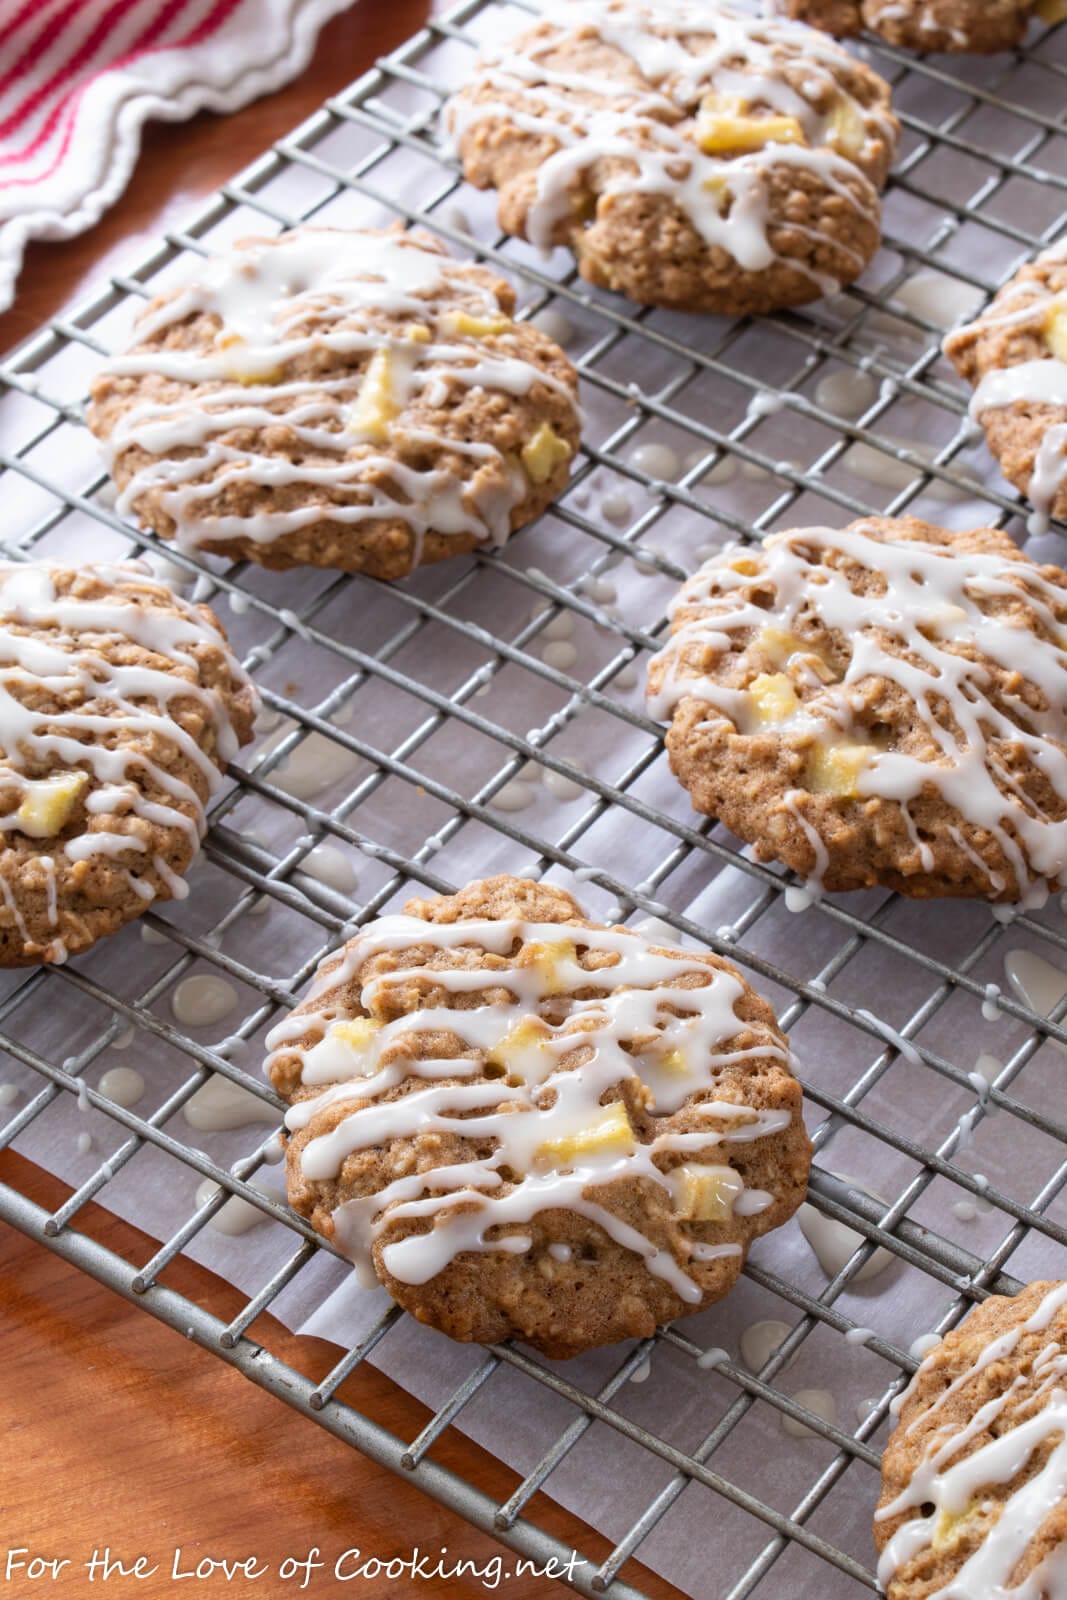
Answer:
(88, 227, 580, 579)
(647, 516, 1067, 904)
(875, 1281, 1067, 1599)
(779, 0, 1042, 54)
(445, 0, 898, 316)
(0, 561, 256, 965)
(264, 874, 811, 1357)
(945, 244, 1067, 536)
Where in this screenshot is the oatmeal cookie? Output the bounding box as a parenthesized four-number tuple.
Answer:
(264, 874, 811, 1357)
(647, 516, 1067, 904)
(781, 0, 1038, 54)
(0, 561, 256, 965)
(875, 1281, 1067, 1599)
(445, 0, 898, 316)
(945, 244, 1067, 535)
(89, 227, 580, 579)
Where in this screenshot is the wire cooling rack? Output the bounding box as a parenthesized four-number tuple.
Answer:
(6, 2, 1067, 1595)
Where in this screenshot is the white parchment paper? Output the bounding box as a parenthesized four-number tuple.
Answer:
(5, 6, 1067, 1594)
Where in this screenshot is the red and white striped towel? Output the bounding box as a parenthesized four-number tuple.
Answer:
(0, 0, 356, 313)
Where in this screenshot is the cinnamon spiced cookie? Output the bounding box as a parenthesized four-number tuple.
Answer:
(88, 227, 580, 579)
(875, 1281, 1067, 1599)
(647, 516, 1067, 904)
(445, 0, 898, 316)
(780, 0, 1039, 54)
(264, 874, 811, 1357)
(945, 245, 1067, 535)
(0, 561, 256, 965)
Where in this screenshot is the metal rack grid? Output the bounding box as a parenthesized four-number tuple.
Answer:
(4, 2, 1067, 1595)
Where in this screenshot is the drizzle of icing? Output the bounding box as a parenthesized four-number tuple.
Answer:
(446, 0, 894, 294)
(814, 367, 876, 419)
(648, 524, 1067, 903)
(877, 1282, 1067, 1597)
(491, 779, 535, 813)
(542, 638, 578, 671)
(892, 271, 986, 333)
(1004, 948, 1067, 1057)
(739, 1316, 794, 1373)
(98, 1066, 145, 1109)
(542, 762, 586, 802)
(631, 915, 680, 943)
(183, 1074, 280, 1132)
(797, 1172, 894, 1282)
(194, 1177, 270, 1236)
(265, 911, 798, 1298)
(783, 1387, 837, 1438)
(296, 842, 358, 896)
(529, 307, 574, 346)
(172, 974, 239, 1028)
(97, 229, 577, 565)
(600, 489, 633, 525)
(263, 731, 359, 803)
(631, 442, 681, 481)
(945, 249, 1067, 533)
(973, 1052, 1002, 1086)
(0, 562, 254, 961)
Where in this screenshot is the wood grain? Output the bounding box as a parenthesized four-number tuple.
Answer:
(0, 7, 685, 1594)
(0, 1151, 678, 1598)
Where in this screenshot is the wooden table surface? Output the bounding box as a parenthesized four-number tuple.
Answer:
(0, 6, 682, 1596)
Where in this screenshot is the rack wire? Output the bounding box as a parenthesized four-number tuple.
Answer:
(5, 1, 1067, 1594)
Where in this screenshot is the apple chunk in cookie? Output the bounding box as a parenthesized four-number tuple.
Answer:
(0, 561, 255, 965)
(647, 516, 1067, 904)
(264, 875, 811, 1358)
(876, 1281, 1067, 1600)
(89, 227, 580, 578)
(445, 0, 898, 316)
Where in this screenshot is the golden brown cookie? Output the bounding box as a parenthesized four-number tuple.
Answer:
(264, 874, 811, 1357)
(780, 0, 1037, 54)
(445, 0, 898, 316)
(945, 247, 1067, 536)
(875, 1281, 1067, 1599)
(646, 516, 1067, 904)
(89, 227, 580, 578)
(0, 561, 256, 965)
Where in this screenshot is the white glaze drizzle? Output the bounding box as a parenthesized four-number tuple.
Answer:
(648, 524, 1067, 903)
(877, 1282, 1067, 1598)
(0, 562, 253, 959)
(949, 252, 1067, 535)
(98, 229, 577, 563)
(183, 1074, 281, 1132)
(446, 0, 894, 293)
(265, 911, 796, 1297)
(297, 842, 358, 895)
(782, 1386, 837, 1438)
(172, 973, 239, 1028)
(797, 1172, 894, 1283)
(1004, 948, 1067, 1059)
(739, 1317, 794, 1373)
(194, 1176, 270, 1237)
(98, 1066, 145, 1109)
